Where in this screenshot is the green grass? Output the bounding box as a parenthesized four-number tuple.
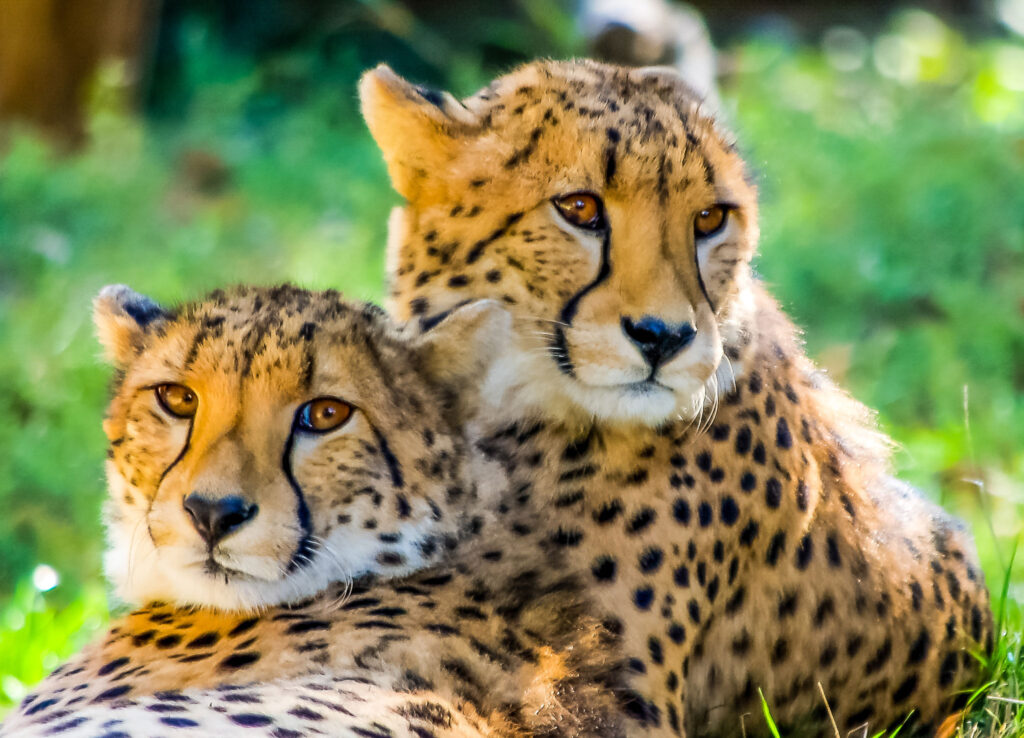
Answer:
(0, 11, 1021, 733)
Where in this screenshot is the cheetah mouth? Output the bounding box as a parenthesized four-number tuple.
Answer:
(201, 557, 257, 581)
(623, 379, 673, 394)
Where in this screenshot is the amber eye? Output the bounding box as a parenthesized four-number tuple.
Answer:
(553, 192, 606, 230)
(155, 384, 198, 418)
(694, 205, 729, 238)
(296, 398, 353, 433)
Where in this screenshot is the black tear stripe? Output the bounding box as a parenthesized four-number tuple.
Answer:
(551, 229, 613, 376)
(150, 417, 195, 549)
(158, 419, 194, 485)
(694, 246, 715, 314)
(372, 426, 405, 489)
(282, 422, 314, 573)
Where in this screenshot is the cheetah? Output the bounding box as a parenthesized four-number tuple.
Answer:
(359, 59, 993, 735)
(3, 285, 624, 737)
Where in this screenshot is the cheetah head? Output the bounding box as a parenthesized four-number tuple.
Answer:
(361, 60, 758, 427)
(94, 284, 507, 612)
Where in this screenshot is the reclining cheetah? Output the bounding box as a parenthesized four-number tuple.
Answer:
(360, 59, 993, 735)
(3, 285, 624, 737)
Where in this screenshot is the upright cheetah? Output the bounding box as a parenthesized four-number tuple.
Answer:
(360, 59, 993, 736)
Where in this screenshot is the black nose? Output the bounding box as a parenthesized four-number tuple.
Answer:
(621, 316, 697, 369)
(183, 493, 258, 547)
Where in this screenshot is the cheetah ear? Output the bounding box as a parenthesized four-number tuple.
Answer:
(93, 284, 170, 367)
(360, 64, 479, 200)
(413, 300, 512, 392)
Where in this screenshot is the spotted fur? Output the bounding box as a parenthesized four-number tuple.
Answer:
(92, 284, 495, 612)
(360, 59, 993, 735)
(3, 286, 625, 737)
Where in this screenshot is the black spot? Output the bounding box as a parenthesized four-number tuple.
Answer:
(155, 634, 182, 649)
(698, 502, 712, 527)
(892, 674, 919, 703)
(765, 531, 786, 566)
(592, 556, 617, 582)
(865, 638, 892, 673)
(673, 565, 690, 587)
(739, 520, 759, 547)
(696, 452, 712, 472)
(795, 482, 809, 510)
(628, 507, 656, 534)
(229, 618, 259, 637)
(594, 499, 623, 524)
(97, 657, 130, 677)
(846, 706, 875, 728)
(619, 690, 661, 727)
(764, 478, 782, 508)
(634, 587, 655, 610)
(725, 586, 745, 615)
(707, 575, 719, 602)
(230, 713, 275, 727)
(720, 496, 739, 525)
(220, 652, 261, 670)
(639, 548, 664, 573)
(550, 527, 584, 546)
(735, 426, 752, 455)
(826, 534, 842, 567)
(93, 685, 132, 702)
(910, 580, 924, 610)
(648, 637, 664, 664)
(286, 620, 331, 634)
(688, 599, 701, 623)
(771, 638, 789, 665)
(672, 498, 691, 525)
(775, 417, 793, 449)
(160, 717, 200, 728)
(668, 623, 686, 644)
(777, 591, 799, 618)
(908, 630, 930, 664)
(186, 631, 220, 649)
(740, 472, 756, 492)
(938, 652, 959, 686)
(795, 534, 813, 569)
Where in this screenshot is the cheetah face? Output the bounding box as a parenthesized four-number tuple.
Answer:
(362, 60, 758, 426)
(93, 285, 504, 612)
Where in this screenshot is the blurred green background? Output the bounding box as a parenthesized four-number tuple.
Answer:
(0, 0, 1022, 730)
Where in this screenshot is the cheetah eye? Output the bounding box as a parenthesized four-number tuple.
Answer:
(155, 384, 199, 419)
(553, 192, 607, 231)
(694, 205, 729, 239)
(296, 397, 353, 434)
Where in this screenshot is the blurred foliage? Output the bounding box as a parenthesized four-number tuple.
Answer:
(0, 4, 1022, 728)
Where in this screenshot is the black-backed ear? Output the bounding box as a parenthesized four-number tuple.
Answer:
(359, 64, 480, 200)
(93, 284, 170, 367)
(413, 300, 512, 391)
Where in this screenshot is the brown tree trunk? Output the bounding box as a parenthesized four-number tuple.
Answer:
(0, 0, 155, 149)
